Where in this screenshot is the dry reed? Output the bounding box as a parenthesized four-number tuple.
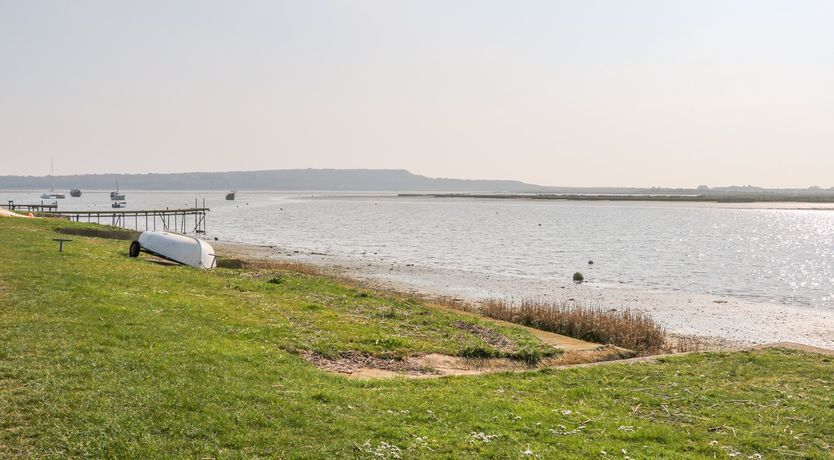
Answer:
(480, 299, 666, 355)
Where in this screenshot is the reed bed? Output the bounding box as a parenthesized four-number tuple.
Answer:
(480, 299, 667, 355)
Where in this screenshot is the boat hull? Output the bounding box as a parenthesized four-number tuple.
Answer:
(135, 231, 216, 269)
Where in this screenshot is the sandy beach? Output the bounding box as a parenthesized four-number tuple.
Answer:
(214, 240, 834, 351)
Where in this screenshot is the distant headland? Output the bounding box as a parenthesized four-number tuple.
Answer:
(1, 169, 833, 201)
(0, 169, 544, 192)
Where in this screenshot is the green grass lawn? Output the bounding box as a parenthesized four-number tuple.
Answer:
(1, 218, 832, 458)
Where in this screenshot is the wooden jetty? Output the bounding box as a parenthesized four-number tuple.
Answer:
(38, 207, 209, 234)
(2, 200, 58, 212)
(34, 199, 210, 234)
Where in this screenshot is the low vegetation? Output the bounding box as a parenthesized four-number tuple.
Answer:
(480, 300, 667, 355)
(1, 218, 832, 458)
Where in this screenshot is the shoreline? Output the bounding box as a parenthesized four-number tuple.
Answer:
(397, 192, 834, 204)
(213, 239, 834, 351)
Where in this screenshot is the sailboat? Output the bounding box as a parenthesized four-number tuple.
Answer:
(110, 182, 126, 201)
(41, 158, 65, 199)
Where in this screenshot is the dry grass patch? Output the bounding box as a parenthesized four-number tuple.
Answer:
(453, 321, 514, 352)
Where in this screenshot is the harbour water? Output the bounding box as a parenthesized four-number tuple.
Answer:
(4, 190, 833, 311)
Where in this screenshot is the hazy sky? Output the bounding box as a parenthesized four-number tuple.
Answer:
(1, 1, 832, 187)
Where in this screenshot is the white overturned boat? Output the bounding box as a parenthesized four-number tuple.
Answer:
(129, 231, 216, 269)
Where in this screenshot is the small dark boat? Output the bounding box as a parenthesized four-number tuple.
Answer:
(225, 191, 236, 200)
(70, 189, 82, 197)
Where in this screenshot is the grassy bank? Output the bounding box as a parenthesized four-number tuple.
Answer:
(1, 218, 832, 458)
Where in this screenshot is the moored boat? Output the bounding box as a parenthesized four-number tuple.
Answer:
(70, 189, 82, 197)
(41, 190, 65, 199)
(225, 191, 236, 200)
(110, 182, 125, 200)
(112, 201, 127, 208)
(41, 159, 65, 199)
(129, 231, 216, 269)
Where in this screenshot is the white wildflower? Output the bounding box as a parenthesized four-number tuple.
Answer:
(521, 446, 538, 457)
(550, 424, 586, 436)
(469, 432, 499, 444)
(356, 440, 402, 459)
(410, 435, 432, 451)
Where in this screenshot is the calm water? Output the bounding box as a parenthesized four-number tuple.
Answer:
(4, 190, 834, 309)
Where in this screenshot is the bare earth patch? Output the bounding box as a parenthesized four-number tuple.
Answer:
(300, 346, 636, 379)
(299, 351, 438, 377)
(300, 343, 834, 379)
